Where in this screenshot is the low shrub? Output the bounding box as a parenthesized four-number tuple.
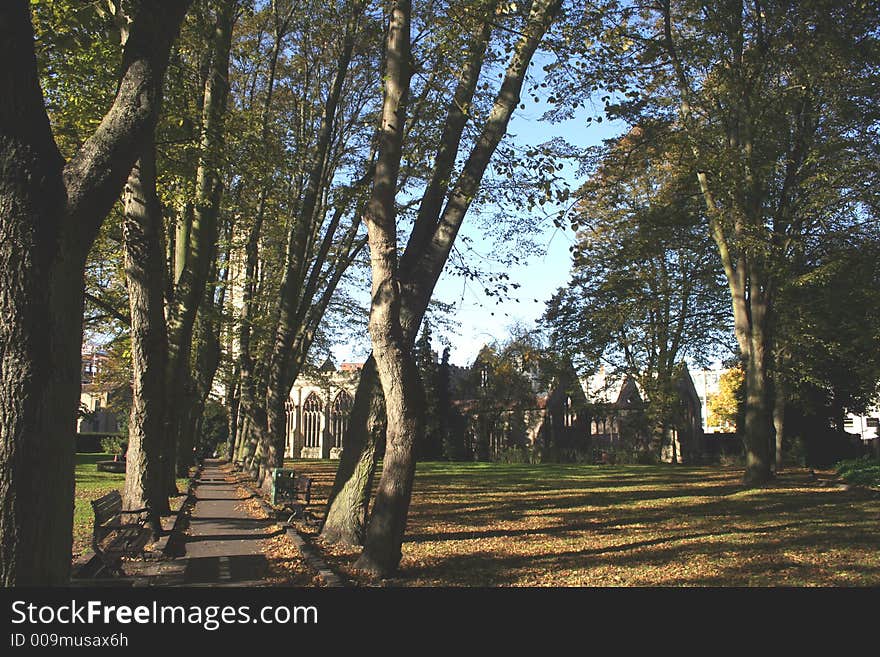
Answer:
(493, 446, 594, 464)
(494, 446, 531, 464)
(836, 456, 880, 488)
(100, 435, 127, 457)
(592, 447, 657, 465)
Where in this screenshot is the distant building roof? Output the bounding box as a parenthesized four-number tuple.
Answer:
(340, 362, 365, 372)
(451, 392, 549, 414)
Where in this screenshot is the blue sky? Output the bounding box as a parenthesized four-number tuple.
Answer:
(331, 97, 626, 367)
(429, 104, 625, 365)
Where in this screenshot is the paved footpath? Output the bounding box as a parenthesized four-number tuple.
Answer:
(179, 459, 283, 586)
(136, 459, 282, 587)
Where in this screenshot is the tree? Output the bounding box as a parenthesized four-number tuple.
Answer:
(707, 365, 744, 432)
(0, 0, 191, 585)
(544, 123, 732, 457)
(775, 230, 880, 465)
(246, 0, 375, 489)
(437, 347, 459, 459)
(122, 142, 169, 533)
(545, 0, 880, 483)
(166, 0, 237, 480)
(226, 0, 297, 472)
(354, 0, 424, 576)
(414, 323, 444, 460)
(656, 0, 880, 483)
(199, 0, 379, 490)
(321, 0, 564, 562)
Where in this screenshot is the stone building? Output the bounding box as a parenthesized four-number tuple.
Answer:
(284, 359, 360, 459)
(583, 366, 704, 463)
(283, 351, 704, 464)
(448, 347, 590, 459)
(77, 345, 120, 434)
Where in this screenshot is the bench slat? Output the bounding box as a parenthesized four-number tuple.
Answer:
(273, 472, 312, 520)
(89, 489, 149, 576)
(92, 491, 123, 525)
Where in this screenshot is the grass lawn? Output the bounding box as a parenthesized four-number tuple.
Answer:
(72, 453, 189, 559)
(285, 459, 880, 587)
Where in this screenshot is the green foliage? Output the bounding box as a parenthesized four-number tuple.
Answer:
(836, 457, 880, 489)
(32, 0, 123, 158)
(544, 124, 732, 434)
(777, 235, 880, 422)
(545, 0, 880, 469)
(196, 399, 229, 457)
(99, 435, 127, 456)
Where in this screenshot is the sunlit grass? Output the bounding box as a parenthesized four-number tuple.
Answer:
(285, 459, 880, 587)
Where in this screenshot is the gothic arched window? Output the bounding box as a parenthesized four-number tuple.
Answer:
(329, 390, 353, 449)
(303, 392, 323, 448)
(563, 396, 575, 428)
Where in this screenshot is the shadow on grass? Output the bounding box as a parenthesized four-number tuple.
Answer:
(289, 459, 880, 586)
(402, 519, 880, 586)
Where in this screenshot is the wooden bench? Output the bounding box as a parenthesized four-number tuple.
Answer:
(271, 468, 312, 521)
(90, 490, 152, 576)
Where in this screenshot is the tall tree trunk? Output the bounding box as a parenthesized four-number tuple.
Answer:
(0, 0, 190, 585)
(179, 243, 227, 465)
(740, 294, 773, 484)
(321, 357, 384, 544)
(0, 7, 71, 583)
(233, 18, 285, 475)
(225, 353, 239, 460)
(322, 0, 562, 546)
(254, 2, 366, 487)
(662, 0, 773, 485)
(122, 144, 170, 536)
(167, 0, 235, 478)
(773, 369, 785, 472)
(354, 0, 421, 578)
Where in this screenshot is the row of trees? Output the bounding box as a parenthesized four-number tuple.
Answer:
(1, 0, 568, 584)
(543, 0, 880, 480)
(2, 0, 878, 585)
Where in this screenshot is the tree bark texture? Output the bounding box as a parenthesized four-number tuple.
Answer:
(773, 369, 785, 471)
(742, 317, 772, 483)
(0, 0, 190, 585)
(352, 0, 425, 578)
(122, 145, 170, 535)
(321, 356, 384, 544)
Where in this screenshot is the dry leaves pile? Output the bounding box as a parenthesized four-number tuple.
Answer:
(235, 483, 322, 586)
(286, 460, 880, 587)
